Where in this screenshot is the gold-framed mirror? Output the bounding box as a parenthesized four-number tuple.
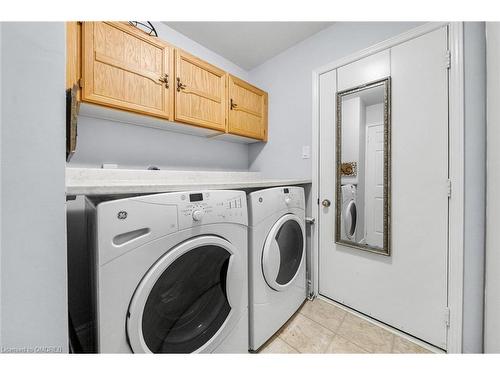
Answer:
(335, 77, 391, 255)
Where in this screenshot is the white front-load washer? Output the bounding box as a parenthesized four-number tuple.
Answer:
(341, 184, 357, 241)
(87, 190, 248, 353)
(247, 186, 306, 351)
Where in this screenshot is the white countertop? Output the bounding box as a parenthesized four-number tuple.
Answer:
(66, 168, 312, 196)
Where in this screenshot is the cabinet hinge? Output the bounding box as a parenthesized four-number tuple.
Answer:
(447, 179, 452, 198)
(444, 307, 450, 327)
(317, 198, 320, 205)
(445, 50, 451, 69)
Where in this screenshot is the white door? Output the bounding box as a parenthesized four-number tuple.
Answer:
(364, 124, 384, 248)
(318, 27, 449, 349)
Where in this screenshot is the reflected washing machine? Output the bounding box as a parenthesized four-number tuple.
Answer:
(341, 184, 357, 241)
(247, 186, 306, 351)
(87, 190, 248, 353)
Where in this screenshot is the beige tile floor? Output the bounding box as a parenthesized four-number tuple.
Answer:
(258, 298, 433, 354)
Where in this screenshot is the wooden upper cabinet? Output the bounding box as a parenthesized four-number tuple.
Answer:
(227, 75, 268, 141)
(81, 22, 174, 120)
(174, 50, 227, 131)
(69, 22, 269, 141)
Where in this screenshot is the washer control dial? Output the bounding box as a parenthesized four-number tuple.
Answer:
(192, 208, 205, 221)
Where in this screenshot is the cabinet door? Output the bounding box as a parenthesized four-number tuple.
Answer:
(227, 75, 268, 141)
(81, 22, 174, 120)
(175, 50, 227, 131)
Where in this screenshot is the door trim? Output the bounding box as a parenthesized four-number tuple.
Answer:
(446, 22, 465, 354)
(311, 22, 465, 353)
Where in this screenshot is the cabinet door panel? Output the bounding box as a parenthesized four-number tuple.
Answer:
(175, 50, 227, 131)
(82, 22, 173, 119)
(228, 75, 268, 140)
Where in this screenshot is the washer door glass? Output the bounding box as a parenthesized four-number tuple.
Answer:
(344, 200, 357, 239)
(262, 214, 305, 291)
(140, 245, 231, 353)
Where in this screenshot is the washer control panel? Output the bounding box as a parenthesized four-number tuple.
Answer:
(177, 190, 247, 229)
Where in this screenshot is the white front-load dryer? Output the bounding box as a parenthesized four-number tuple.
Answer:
(247, 186, 306, 351)
(87, 190, 248, 353)
(340, 184, 357, 241)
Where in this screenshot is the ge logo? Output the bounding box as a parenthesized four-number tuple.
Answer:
(117, 211, 128, 220)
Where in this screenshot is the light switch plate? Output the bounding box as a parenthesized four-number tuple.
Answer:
(302, 146, 311, 159)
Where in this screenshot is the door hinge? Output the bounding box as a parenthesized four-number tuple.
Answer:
(317, 198, 320, 205)
(78, 78, 83, 88)
(444, 307, 450, 327)
(445, 50, 451, 69)
(447, 179, 452, 198)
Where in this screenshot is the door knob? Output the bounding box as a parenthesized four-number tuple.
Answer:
(322, 199, 331, 207)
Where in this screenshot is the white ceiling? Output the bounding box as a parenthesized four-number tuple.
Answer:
(164, 22, 333, 70)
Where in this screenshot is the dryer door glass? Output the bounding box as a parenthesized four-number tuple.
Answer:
(275, 220, 304, 285)
(141, 245, 231, 353)
(344, 200, 357, 238)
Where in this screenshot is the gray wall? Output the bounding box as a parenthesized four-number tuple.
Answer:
(248, 22, 424, 179)
(485, 22, 500, 353)
(68, 22, 251, 171)
(70, 116, 250, 171)
(0, 23, 67, 352)
(463, 22, 486, 354)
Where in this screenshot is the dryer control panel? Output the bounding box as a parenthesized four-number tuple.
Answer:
(247, 186, 305, 225)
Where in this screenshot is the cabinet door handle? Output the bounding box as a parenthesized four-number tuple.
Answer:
(230, 98, 238, 110)
(159, 74, 169, 89)
(176, 77, 186, 92)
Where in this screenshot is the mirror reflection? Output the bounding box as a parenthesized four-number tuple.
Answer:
(335, 78, 391, 255)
